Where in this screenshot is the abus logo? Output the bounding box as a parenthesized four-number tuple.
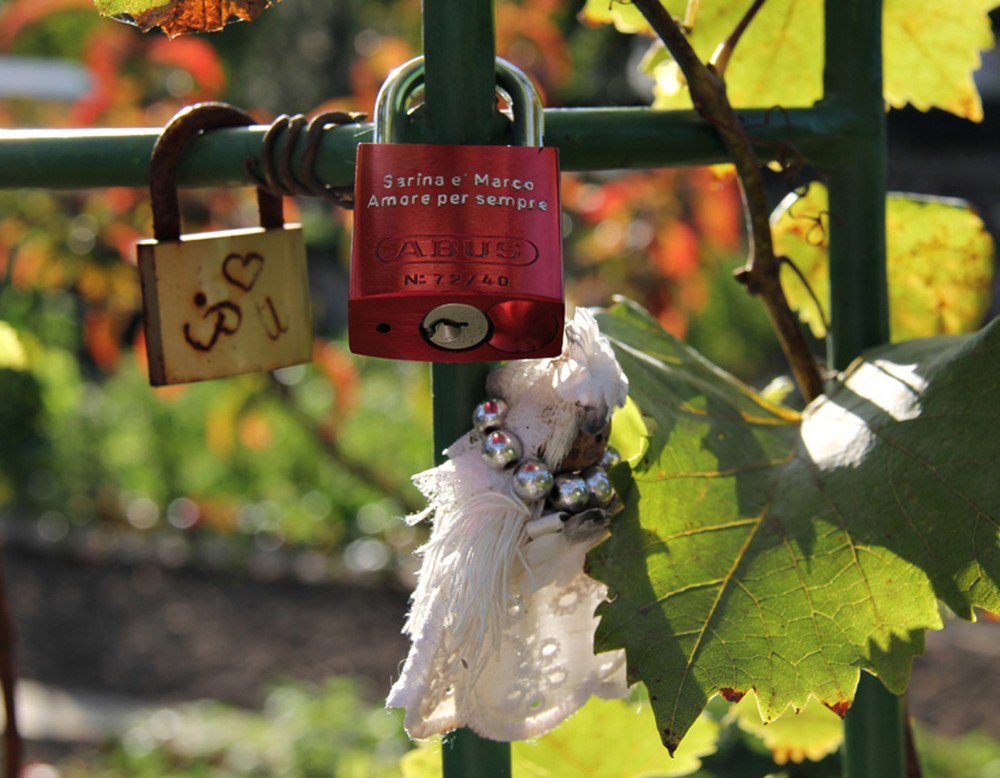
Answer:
(376, 235, 538, 265)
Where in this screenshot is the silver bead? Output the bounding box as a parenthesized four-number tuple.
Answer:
(549, 473, 589, 513)
(513, 459, 554, 501)
(481, 428, 522, 469)
(599, 446, 622, 470)
(583, 465, 614, 506)
(473, 398, 509, 433)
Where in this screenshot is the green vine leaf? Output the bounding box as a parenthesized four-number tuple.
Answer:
(0, 322, 29, 371)
(646, 0, 823, 111)
(580, 0, 999, 120)
(579, 0, 656, 34)
(511, 697, 718, 778)
(732, 694, 843, 765)
(93, 0, 279, 37)
(590, 299, 1000, 753)
(400, 696, 719, 777)
(772, 183, 995, 342)
(884, 0, 999, 122)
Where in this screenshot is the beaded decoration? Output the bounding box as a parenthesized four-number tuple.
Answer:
(386, 308, 630, 741)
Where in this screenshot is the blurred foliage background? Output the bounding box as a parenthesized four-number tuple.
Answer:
(2, 1, 998, 775)
(0, 0, 778, 582)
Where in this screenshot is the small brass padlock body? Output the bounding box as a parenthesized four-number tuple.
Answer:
(137, 103, 312, 386)
(348, 58, 564, 362)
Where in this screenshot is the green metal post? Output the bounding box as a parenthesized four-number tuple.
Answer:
(823, 0, 890, 367)
(0, 107, 843, 190)
(420, 0, 511, 776)
(822, 1, 905, 777)
(843, 674, 907, 778)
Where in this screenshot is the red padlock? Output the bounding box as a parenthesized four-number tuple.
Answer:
(349, 58, 564, 361)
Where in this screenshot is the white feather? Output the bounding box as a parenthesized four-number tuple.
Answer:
(387, 308, 629, 741)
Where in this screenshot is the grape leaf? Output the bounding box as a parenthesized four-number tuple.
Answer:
(772, 183, 995, 342)
(511, 698, 718, 778)
(884, 0, 998, 122)
(400, 697, 719, 777)
(590, 299, 1000, 753)
(93, 0, 279, 37)
(648, 0, 823, 111)
(732, 694, 843, 765)
(580, 0, 998, 121)
(579, 0, 657, 35)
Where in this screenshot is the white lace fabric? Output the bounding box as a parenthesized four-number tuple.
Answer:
(386, 309, 630, 741)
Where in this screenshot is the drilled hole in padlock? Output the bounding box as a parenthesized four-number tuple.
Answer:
(487, 300, 561, 354)
(375, 323, 391, 334)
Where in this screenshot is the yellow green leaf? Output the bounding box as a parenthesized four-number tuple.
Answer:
(400, 697, 719, 778)
(0, 322, 29, 370)
(732, 694, 843, 765)
(610, 396, 651, 467)
(513, 698, 718, 778)
(93, 0, 172, 15)
(773, 183, 995, 341)
(632, 0, 825, 110)
(884, 0, 999, 122)
(578, 0, 659, 35)
(399, 739, 440, 778)
(582, 0, 998, 120)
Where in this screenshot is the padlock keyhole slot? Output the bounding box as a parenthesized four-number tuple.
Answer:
(419, 303, 491, 352)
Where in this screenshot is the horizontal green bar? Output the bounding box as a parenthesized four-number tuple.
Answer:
(0, 106, 848, 191)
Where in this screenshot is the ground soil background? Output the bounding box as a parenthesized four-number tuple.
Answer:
(5, 538, 1000, 763)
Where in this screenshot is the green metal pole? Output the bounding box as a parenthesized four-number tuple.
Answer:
(843, 674, 907, 778)
(420, 0, 511, 776)
(0, 107, 844, 190)
(822, 1, 905, 777)
(822, 0, 890, 368)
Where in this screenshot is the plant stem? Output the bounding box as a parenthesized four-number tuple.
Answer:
(630, 0, 824, 403)
(709, 0, 767, 76)
(0, 561, 21, 778)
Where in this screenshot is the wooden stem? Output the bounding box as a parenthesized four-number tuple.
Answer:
(631, 0, 824, 402)
(0, 560, 21, 778)
(709, 0, 767, 76)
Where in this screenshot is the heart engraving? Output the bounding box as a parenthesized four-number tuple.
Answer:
(223, 252, 264, 292)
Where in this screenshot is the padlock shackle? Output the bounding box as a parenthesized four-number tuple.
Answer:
(495, 61, 543, 148)
(374, 57, 544, 147)
(150, 102, 284, 243)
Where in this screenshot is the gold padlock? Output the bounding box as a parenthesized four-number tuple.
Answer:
(137, 102, 312, 386)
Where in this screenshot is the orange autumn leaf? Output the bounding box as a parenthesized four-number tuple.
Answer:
(496, 2, 573, 91)
(148, 36, 227, 96)
(98, 0, 280, 39)
(691, 174, 745, 252)
(312, 340, 360, 435)
(83, 308, 134, 371)
(653, 220, 700, 280)
(656, 305, 687, 339)
(238, 412, 273, 451)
